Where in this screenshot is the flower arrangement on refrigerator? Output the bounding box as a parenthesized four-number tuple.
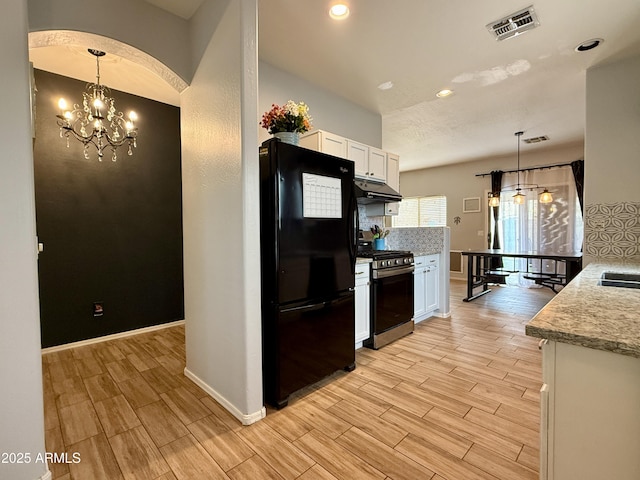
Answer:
(260, 100, 312, 134)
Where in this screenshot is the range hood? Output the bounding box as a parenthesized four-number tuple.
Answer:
(354, 179, 402, 204)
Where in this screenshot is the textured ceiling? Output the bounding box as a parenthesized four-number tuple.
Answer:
(29, 0, 640, 172)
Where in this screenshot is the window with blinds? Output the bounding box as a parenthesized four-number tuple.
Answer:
(392, 196, 447, 227)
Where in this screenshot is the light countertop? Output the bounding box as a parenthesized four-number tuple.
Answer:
(525, 262, 640, 358)
(412, 250, 441, 257)
(356, 257, 373, 264)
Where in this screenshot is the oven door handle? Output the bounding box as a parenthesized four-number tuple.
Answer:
(373, 265, 415, 279)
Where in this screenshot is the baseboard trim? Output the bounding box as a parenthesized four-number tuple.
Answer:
(38, 470, 52, 480)
(183, 368, 265, 426)
(41, 320, 186, 354)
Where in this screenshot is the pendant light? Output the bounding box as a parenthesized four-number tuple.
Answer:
(539, 188, 553, 204)
(512, 132, 526, 204)
(488, 131, 554, 207)
(56, 49, 139, 162)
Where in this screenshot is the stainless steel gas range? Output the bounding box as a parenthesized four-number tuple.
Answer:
(357, 249, 415, 349)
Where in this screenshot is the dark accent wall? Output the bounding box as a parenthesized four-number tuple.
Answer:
(33, 69, 184, 348)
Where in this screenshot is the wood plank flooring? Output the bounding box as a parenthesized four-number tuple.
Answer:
(43, 281, 553, 479)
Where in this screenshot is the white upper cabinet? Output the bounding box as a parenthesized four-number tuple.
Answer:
(386, 153, 400, 191)
(300, 129, 397, 186)
(367, 147, 387, 182)
(299, 130, 347, 159)
(347, 140, 369, 178)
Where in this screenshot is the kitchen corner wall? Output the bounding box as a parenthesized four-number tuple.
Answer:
(585, 53, 640, 264)
(258, 62, 382, 148)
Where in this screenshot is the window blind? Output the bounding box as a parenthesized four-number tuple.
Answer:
(392, 196, 446, 227)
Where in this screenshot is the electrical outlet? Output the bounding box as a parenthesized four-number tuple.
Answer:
(477, 230, 484, 237)
(93, 302, 104, 317)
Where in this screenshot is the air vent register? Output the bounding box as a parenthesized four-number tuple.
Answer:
(487, 5, 540, 41)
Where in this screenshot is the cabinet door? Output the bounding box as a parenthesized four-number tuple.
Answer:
(413, 257, 427, 321)
(425, 255, 439, 313)
(368, 148, 387, 182)
(385, 203, 399, 215)
(320, 131, 347, 158)
(387, 153, 400, 191)
(347, 140, 369, 179)
(354, 265, 370, 345)
(425, 265, 438, 313)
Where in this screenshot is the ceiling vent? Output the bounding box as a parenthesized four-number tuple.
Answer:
(487, 6, 540, 41)
(523, 135, 549, 144)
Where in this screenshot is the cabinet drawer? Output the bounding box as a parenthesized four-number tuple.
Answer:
(355, 264, 370, 284)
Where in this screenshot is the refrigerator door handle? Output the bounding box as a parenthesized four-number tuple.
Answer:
(348, 183, 358, 269)
(280, 301, 328, 314)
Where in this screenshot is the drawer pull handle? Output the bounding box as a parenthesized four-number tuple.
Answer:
(355, 271, 364, 275)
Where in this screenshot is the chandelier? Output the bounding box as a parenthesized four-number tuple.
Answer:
(488, 131, 553, 206)
(56, 49, 138, 162)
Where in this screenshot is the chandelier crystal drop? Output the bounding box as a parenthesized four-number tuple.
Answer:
(56, 49, 138, 162)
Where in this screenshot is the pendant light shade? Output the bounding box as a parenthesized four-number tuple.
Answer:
(488, 194, 501, 207)
(539, 188, 553, 204)
(513, 190, 526, 205)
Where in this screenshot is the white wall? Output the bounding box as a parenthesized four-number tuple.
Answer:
(182, 0, 264, 423)
(0, 1, 48, 479)
(585, 54, 640, 205)
(400, 142, 584, 253)
(28, 0, 191, 84)
(584, 54, 640, 263)
(259, 61, 382, 147)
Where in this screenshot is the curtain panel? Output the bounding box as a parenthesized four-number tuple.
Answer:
(499, 166, 584, 286)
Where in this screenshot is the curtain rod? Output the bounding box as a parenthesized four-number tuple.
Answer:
(475, 160, 581, 177)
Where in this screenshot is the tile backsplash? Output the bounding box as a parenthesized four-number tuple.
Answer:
(358, 205, 384, 231)
(357, 205, 447, 255)
(585, 202, 640, 260)
(387, 227, 445, 255)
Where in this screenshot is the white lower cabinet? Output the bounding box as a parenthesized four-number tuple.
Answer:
(354, 263, 370, 347)
(414, 255, 439, 323)
(540, 340, 640, 480)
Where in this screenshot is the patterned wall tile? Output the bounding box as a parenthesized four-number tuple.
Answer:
(387, 227, 444, 254)
(585, 202, 640, 260)
(357, 205, 445, 254)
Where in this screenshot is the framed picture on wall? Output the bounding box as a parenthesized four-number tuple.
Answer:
(463, 197, 481, 213)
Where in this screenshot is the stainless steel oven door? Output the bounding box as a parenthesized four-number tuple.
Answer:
(371, 265, 415, 335)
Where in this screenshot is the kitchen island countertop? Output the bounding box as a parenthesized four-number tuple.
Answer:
(526, 261, 640, 358)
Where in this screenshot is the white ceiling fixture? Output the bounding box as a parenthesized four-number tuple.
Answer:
(436, 89, 453, 98)
(378, 81, 394, 90)
(486, 5, 540, 41)
(329, 4, 350, 20)
(575, 38, 604, 52)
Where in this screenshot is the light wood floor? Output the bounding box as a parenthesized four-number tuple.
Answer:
(43, 281, 554, 479)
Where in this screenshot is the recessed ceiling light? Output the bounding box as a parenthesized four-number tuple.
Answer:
(436, 89, 453, 98)
(329, 4, 350, 20)
(377, 81, 394, 91)
(575, 38, 604, 52)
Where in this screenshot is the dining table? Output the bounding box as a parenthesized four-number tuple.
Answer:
(461, 249, 583, 302)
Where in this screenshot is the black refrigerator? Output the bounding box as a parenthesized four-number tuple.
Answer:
(259, 138, 358, 408)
